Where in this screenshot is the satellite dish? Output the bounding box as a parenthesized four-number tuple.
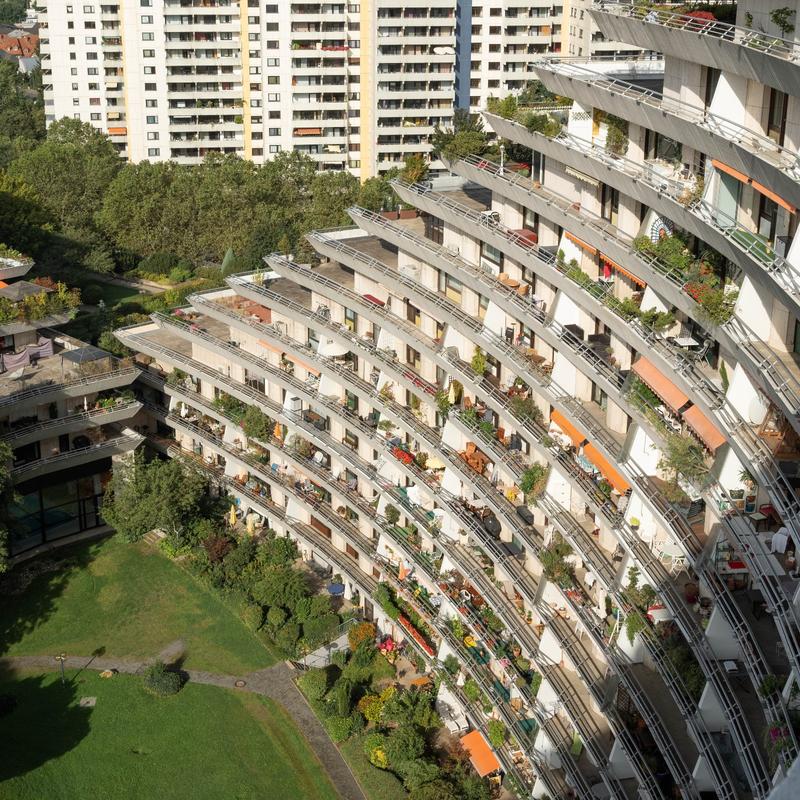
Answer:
(748, 396, 768, 425)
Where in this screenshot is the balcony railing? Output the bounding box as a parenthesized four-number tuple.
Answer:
(531, 58, 800, 181)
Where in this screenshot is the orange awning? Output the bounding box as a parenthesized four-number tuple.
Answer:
(711, 159, 796, 213)
(600, 254, 645, 287)
(108, 127, 127, 136)
(565, 231, 597, 255)
(257, 339, 321, 376)
(632, 358, 689, 414)
(461, 730, 501, 777)
(295, 127, 322, 136)
(584, 443, 631, 494)
(683, 405, 726, 453)
(550, 409, 587, 447)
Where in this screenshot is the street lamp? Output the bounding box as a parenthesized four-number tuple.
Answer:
(55, 653, 67, 685)
(499, 143, 505, 176)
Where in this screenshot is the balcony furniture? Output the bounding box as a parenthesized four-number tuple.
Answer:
(770, 528, 790, 554)
(516, 505, 534, 525)
(759, 503, 782, 526)
(748, 511, 769, 531)
(497, 272, 520, 289)
(522, 348, 545, 366)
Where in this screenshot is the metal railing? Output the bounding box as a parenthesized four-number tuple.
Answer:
(601, 2, 800, 62)
(532, 58, 800, 179)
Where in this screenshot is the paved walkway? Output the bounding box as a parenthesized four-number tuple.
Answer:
(1, 655, 366, 800)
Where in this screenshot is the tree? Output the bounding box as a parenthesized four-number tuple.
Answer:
(298, 667, 330, 701)
(333, 676, 354, 717)
(266, 606, 287, 629)
(0, 0, 27, 24)
(385, 725, 426, 766)
(348, 621, 377, 651)
(274, 621, 301, 653)
(101, 452, 208, 544)
(142, 661, 183, 697)
(397, 760, 442, 793)
(9, 119, 121, 267)
(431, 109, 491, 160)
(0, 61, 43, 143)
(363, 732, 389, 768)
(303, 612, 340, 648)
(400, 154, 428, 184)
(357, 171, 399, 212)
(409, 779, 460, 800)
(250, 566, 308, 610)
(240, 405, 273, 441)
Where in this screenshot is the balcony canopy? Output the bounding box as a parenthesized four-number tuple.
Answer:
(460, 730, 500, 777)
(683, 405, 725, 453)
(584, 443, 631, 494)
(551, 409, 587, 447)
(632, 357, 689, 414)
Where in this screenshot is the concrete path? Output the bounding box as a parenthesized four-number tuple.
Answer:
(1, 655, 366, 800)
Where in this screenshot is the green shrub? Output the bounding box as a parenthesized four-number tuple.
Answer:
(139, 251, 179, 276)
(363, 731, 389, 768)
(266, 605, 287, 629)
(169, 265, 194, 283)
(443, 654, 460, 675)
(142, 661, 182, 697)
(81, 283, 104, 305)
(298, 667, 330, 701)
(487, 719, 506, 749)
(324, 714, 355, 743)
(274, 621, 301, 654)
(334, 676, 354, 717)
(385, 725, 426, 766)
(241, 603, 264, 631)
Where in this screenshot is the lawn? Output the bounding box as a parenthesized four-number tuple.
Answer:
(0, 536, 278, 674)
(0, 669, 340, 800)
(91, 281, 154, 308)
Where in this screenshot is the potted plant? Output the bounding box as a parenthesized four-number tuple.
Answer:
(385, 504, 400, 526)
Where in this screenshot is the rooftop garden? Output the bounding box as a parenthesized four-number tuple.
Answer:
(0, 278, 81, 325)
(0, 243, 33, 265)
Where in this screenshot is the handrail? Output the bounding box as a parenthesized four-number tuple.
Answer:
(601, 2, 800, 62)
(0, 365, 140, 409)
(1, 399, 142, 443)
(532, 57, 800, 179)
(12, 433, 143, 477)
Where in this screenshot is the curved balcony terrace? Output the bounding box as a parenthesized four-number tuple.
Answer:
(530, 58, 800, 211)
(590, 3, 800, 96)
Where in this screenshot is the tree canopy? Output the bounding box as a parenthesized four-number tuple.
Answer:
(101, 452, 209, 544)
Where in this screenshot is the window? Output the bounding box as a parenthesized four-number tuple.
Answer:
(70, 67, 78, 75)
(267, 75, 279, 85)
(344, 307, 357, 332)
(251, 99, 262, 107)
(89, 97, 100, 105)
(249, 66, 261, 75)
(90, 112, 100, 120)
(72, 82, 79, 90)
(145, 99, 157, 107)
(601, 184, 619, 227)
(144, 66, 155, 74)
(266, 58, 279, 67)
(68, 37, 75, 44)
(269, 110, 280, 119)
(73, 98, 79, 105)
(767, 87, 788, 145)
(145, 82, 156, 90)
(148, 148, 160, 157)
(406, 301, 420, 327)
(268, 127, 280, 136)
(266, 40, 278, 49)
(84, 36, 96, 44)
(146, 115, 158, 124)
(758, 194, 779, 243)
(83, 5, 94, 12)
(141, 14, 152, 23)
(87, 67, 97, 75)
(248, 32, 260, 41)
(142, 49, 155, 57)
(269, 145, 281, 153)
(247, 15, 259, 23)
(406, 346, 421, 371)
(265, 22, 278, 31)
(425, 215, 443, 245)
(142, 32, 154, 41)
(86, 52, 97, 60)
(264, 4, 278, 11)
(438, 271, 463, 303)
(480, 241, 503, 270)
(140, 0, 152, 5)
(344, 429, 359, 450)
(267, 93, 279, 102)
(147, 132, 159, 140)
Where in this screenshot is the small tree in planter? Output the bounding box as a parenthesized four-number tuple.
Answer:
(487, 719, 507, 749)
(385, 504, 401, 526)
(520, 463, 549, 502)
(470, 347, 487, 376)
(658, 433, 709, 499)
(435, 389, 452, 420)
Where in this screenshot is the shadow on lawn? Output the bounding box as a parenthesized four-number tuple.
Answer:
(0, 664, 93, 781)
(0, 541, 99, 654)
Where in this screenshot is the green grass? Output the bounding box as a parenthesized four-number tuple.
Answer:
(339, 735, 408, 800)
(0, 670, 340, 800)
(90, 281, 154, 308)
(0, 536, 278, 674)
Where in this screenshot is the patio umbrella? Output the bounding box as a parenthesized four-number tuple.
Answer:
(246, 514, 256, 535)
(273, 421, 283, 440)
(327, 582, 345, 596)
(448, 381, 457, 404)
(229, 505, 237, 527)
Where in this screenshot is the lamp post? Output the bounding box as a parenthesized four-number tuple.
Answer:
(499, 143, 505, 176)
(55, 652, 67, 685)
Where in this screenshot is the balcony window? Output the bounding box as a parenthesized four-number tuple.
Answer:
(244, 369, 265, 393)
(767, 87, 788, 146)
(478, 294, 488, 321)
(438, 271, 463, 303)
(758, 194, 778, 245)
(425, 214, 443, 245)
(406, 345, 421, 372)
(344, 307, 357, 332)
(601, 184, 619, 227)
(406, 301, 421, 327)
(480, 241, 503, 270)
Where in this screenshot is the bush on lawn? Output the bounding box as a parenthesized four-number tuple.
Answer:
(347, 621, 376, 651)
(142, 661, 182, 697)
(82, 283, 104, 305)
(241, 602, 263, 631)
(363, 731, 389, 768)
(324, 713, 356, 743)
(298, 667, 330, 701)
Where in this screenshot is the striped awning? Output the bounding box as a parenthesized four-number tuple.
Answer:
(683, 405, 725, 453)
(632, 358, 689, 414)
(600, 254, 645, 287)
(551, 409, 587, 447)
(711, 159, 796, 213)
(565, 231, 597, 255)
(584, 443, 631, 494)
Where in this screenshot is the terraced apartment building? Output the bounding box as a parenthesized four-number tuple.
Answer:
(0, 253, 142, 557)
(116, 2, 800, 797)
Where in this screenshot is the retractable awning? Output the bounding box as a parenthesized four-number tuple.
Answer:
(550, 409, 587, 447)
(632, 357, 689, 413)
(683, 405, 726, 453)
(584, 443, 631, 494)
(460, 730, 500, 777)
